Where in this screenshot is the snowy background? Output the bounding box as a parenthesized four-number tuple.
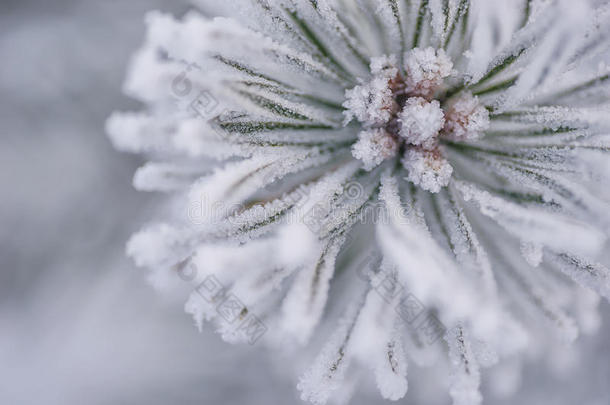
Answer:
(0, 1, 608, 404)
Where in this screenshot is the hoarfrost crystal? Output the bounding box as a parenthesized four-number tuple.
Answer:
(342, 55, 400, 127)
(108, 0, 610, 404)
(442, 92, 490, 141)
(402, 147, 454, 193)
(403, 47, 454, 99)
(398, 97, 445, 147)
(351, 128, 399, 171)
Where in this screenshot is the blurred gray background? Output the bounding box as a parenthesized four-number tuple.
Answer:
(0, 1, 608, 404)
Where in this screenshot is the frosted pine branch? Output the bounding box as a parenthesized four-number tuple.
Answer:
(108, 0, 610, 404)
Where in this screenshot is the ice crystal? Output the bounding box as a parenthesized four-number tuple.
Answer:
(402, 147, 454, 193)
(109, 0, 610, 404)
(343, 55, 400, 127)
(442, 92, 490, 142)
(403, 47, 454, 99)
(342, 48, 483, 188)
(398, 97, 445, 148)
(351, 128, 399, 171)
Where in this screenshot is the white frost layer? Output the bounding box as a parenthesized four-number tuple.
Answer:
(443, 93, 490, 141)
(297, 307, 358, 405)
(402, 148, 453, 193)
(369, 54, 399, 77)
(343, 55, 399, 127)
(399, 97, 445, 148)
(404, 47, 454, 98)
(351, 128, 399, 171)
(446, 327, 483, 405)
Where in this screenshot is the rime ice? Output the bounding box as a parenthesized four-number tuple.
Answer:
(404, 47, 454, 99)
(344, 48, 489, 192)
(399, 97, 445, 148)
(351, 129, 399, 171)
(111, 2, 610, 405)
(442, 93, 490, 141)
(402, 148, 453, 193)
(342, 55, 400, 127)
